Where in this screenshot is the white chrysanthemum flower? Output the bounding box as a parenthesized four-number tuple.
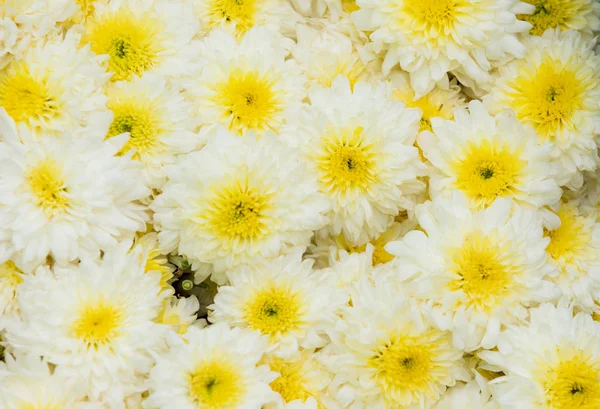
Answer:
(0, 353, 100, 409)
(390, 70, 465, 134)
(435, 375, 499, 409)
(152, 129, 329, 274)
(324, 276, 469, 409)
(185, 28, 304, 137)
(485, 30, 600, 188)
(144, 323, 277, 409)
(517, 0, 600, 36)
(81, 0, 200, 82)
(264, 350, 335, 409)
(0, 114, 149, 270)
(292, 23, 378, 90)
(479, 303, 600, 409)
(0, 260, 24, 328)
(351, 0, 533, 95)
(543, 199, 600, 311)
(5, 241, 168, 407)
(419, 101, 562, 210)
(387, 194, 560, 351)
(0, 29, 110, 139)
(209, 252, 345, 357)
(285, 77, 425, 244)
(106, 73, 201, 188)
(157, 295, 201, 344)
(0, 0, 77, 69)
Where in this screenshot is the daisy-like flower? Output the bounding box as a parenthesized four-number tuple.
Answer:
(0, 113, 149, 270)
(0, 261, 23, 328)
(263, 350, 335, 409)
(81, 0, 200, 82)
(0, 30, 110, 139)
(387, 194, 560, 351)
(542, 199, 600, 311)
(285, 77, 425, 244)
(208, 251, 345, 356)
(105, 73, 201, 188)
(185, 28, 304, 137)
(517, 0, 600, 36)
(0, 0, 77, 69)
(480, 303, 600, 409)
(325, 276, 469, 409)
(351, 0, 533, 95)
(419, 101, 562, 210)
(485, 30, 600, 188)
(151, 129, 329, 273)
(0, 353, 98, 409)
(144, 323, 277, 409)
(5, 241, 168, 407)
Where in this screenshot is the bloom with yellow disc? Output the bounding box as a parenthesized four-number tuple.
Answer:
(485, 30, 600, 189)
(518, 0, 600, 36)
(386, 194, 560, 351)
(419, 101, 562, 210)
(480, 303, 600, 409)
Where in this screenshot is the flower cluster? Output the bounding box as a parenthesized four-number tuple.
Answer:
(1, 0, 600, 409)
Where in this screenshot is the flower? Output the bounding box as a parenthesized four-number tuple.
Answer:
(419, 101, 562, 210)
(387, 194, 560, 351)
(479, 303, 600, 409)
(0, 113, 149, 270)
(285, 77, 425, 244)
(517, 0, 600, 36)
(151, 129, 329, 274)
(144, 323, 277, 409)
(351, 0, 533, 95)
(4, 241, 168, 407)
(484, 29, 600, 188)
(208, 251, 345, 356)
(185, 27, 304, 137)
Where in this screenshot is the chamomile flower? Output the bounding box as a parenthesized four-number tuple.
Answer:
(286, 77, 425, 244)
(387, 194, 560, 351)
(351, 0, 533, 95)
(479, 303, 600, 409)
(186, 28, 305, 137)
(0, 261, 23, 327)
(0, 113, 149, 271)
(209, 252, 345, 356)
(543, 199, 600, 311)
(105, 73, 201, 188)
(485, 30, 600, 188)
(151, 129, 329, 274)
(0, 30, 110, 138)
(325, 277, 469, 409)
(82, 0, 200, 82)
(0, 353, 98, 409)
(419, 101, 562, 210)
(518, 0, 600, 36)
(0, 0, 77, 69)
(144, 323, 277, 409)
(5, 241, 168, 407)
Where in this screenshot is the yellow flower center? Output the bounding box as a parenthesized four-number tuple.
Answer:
(0, 63, 60, 125)
(214, 69, 279, 135)
(189, 359, 244, 409)
(207, 0, 259, 34)
(269, 358, 312, 403)
(106, 100, 162, 159)
(544, 354, 600, 409)
(369, 331, 452, 404)
(544, 205, 591, 266)
(244, 285, 302, 338)
(518, 0, 577, 35)
(26, 160, 70, 217)
(84, 9, 163, 81)
(72, 301, 122, 348)
(453, 140, 524, 207)
(316, 126, 378, 195)
(508, 57, 585, 141)
(449, 234, 516, 310)
(204, 176, 273, 244)
(403, 0, 464, 42)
